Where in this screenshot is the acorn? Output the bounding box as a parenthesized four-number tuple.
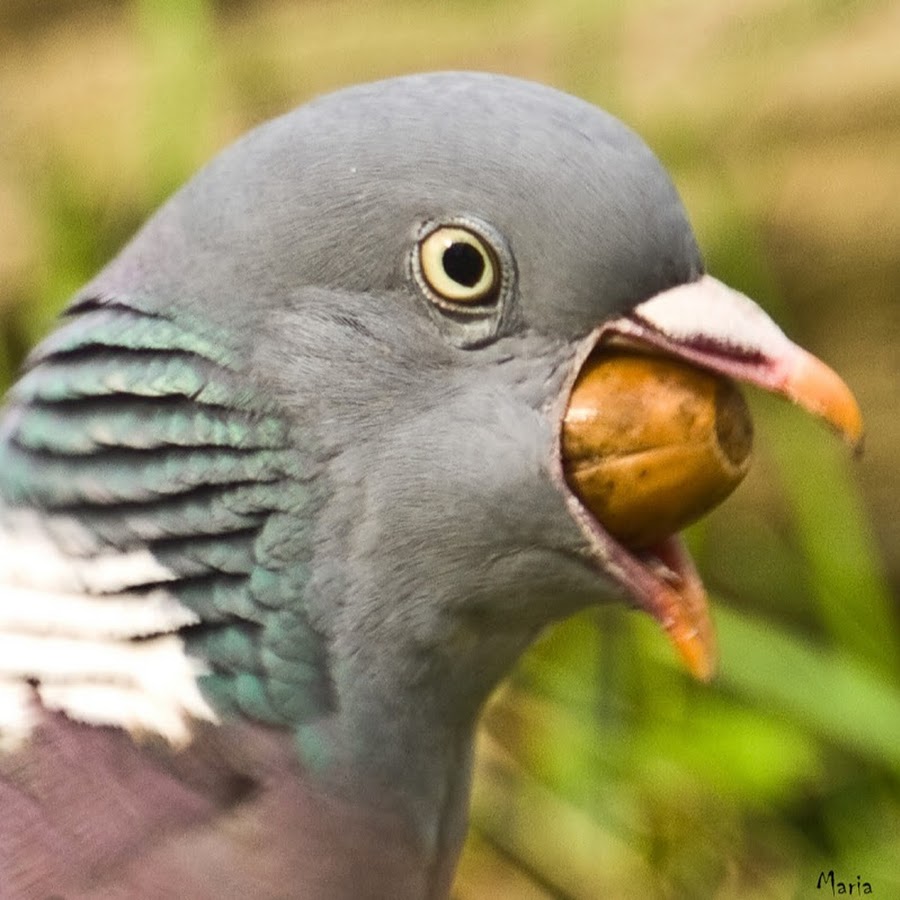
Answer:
(562, 351, 753, 548)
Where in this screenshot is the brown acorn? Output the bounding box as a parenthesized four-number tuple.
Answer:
(562, 351, 753, 548)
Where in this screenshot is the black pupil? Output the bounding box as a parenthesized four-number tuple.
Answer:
(442, 242, 485, 288)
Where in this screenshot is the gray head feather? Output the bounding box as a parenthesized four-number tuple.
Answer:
(87, 72, 701, 341)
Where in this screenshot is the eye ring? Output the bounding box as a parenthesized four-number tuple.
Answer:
(417, 226, 499, 304)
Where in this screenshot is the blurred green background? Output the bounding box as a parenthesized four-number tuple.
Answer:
(0, 1, 897, 897)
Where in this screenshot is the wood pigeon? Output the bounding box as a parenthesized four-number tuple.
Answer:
(0, 73, 862, 899)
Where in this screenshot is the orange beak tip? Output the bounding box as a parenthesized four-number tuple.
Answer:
(786, 347, 865, 452)
(672, 625, 717, 682)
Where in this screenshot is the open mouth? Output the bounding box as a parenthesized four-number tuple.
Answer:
(559, 275, 864, 681)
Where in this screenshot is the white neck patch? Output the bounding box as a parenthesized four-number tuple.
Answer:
(0, 511, 218, 753)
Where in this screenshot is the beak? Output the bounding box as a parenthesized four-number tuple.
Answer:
(563, 275, 863, 681)
(614, 275, 863, 449)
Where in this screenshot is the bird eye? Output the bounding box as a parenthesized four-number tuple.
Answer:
(418, 226, 498, 304)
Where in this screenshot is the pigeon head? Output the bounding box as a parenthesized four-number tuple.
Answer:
(63, 73, 715, 754)
(0, 72, 862, 897)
